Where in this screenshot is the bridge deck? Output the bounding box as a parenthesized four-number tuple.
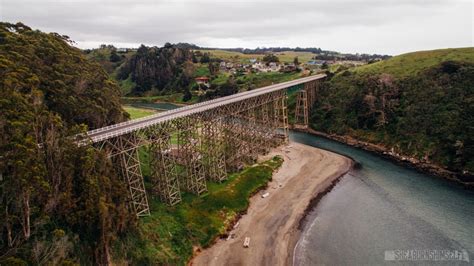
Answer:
(85, 74, 325, 143)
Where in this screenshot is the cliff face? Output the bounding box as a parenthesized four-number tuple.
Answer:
(310, 48, 474, 178)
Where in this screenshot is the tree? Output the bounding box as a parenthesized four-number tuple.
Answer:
(192, 52, 198, 63)
(200, 52, 210, 63)
(293, 56, 299, 65)
(217, 78, 238, 97)
(262, 54, 279, 65)
(208, 62, 219, 76)
(118, 44, 194, 94)
(182, 89, 192, 102)
(109, 50, 121, 62)
(0, 22, 132, 264)
(183, 61, 196, 79)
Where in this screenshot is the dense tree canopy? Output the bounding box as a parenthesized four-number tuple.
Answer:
(0, 23, 125, 129)
(117, 44, 194, 95)
(0, 22, 133, 264)
(262, 53, 279, 64)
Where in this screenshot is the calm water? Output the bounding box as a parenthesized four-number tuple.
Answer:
(290, 131, 474, 265)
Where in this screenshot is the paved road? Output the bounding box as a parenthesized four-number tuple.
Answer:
(86, 74, 326, 143)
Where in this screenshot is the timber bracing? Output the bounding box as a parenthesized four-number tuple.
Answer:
(295, 90, 309, 126)
(177, 116, 208, 195)
(98, 134, 150, 216)
(295, 80, 320, 128)
(87, 75, 325, 215)
(147, 123, 181, 206)
(201, 118, 227, 182)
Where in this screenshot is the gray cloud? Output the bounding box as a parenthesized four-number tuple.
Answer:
(1, 0, 472, 54)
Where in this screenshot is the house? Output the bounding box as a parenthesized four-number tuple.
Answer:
(219, 61, 227, 69)
(307, 60, 325, 66)
(269, 62, 280, 71)
(252, 62, 263, 69)
(195, 76, 210, 87)
(280, 64, 297, 73)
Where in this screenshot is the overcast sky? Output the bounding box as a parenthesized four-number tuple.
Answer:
(1, 0, 472, 55)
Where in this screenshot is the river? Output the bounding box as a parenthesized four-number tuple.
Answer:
(290, 131, 473, 265)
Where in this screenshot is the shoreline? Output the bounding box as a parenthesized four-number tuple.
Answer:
(191, 142, 352, 266)
(288, 164, 352, 266)
(294, 127, 473, 189)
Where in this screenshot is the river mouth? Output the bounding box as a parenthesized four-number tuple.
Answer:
(290, 131, 474, 265)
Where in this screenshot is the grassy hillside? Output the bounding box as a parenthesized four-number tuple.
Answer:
(311, 48, 474, 178)
(85, 47, 137, 95)
(274, 51, 315, 63)
(353, 47, 474, 78)
(197, 49, 315, 63)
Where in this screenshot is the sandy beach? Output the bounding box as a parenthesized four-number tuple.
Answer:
(191, 142, 352, 266)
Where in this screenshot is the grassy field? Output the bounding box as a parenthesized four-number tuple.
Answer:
(235, 71, 303, 89)
(197, 49, 261, 63)
(352, 47, 474, 78)
(197, 49, 315, 64)
(193, 63, 211, 77)
(115, 156, 283, 265)
(122, 92, 199, 105)
(273, 51, 315, 63)
(210, 73, 231, 85)
(124, 105, 157, 119)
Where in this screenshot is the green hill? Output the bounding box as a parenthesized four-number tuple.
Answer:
(353, 47, 474, 78)
(197, 49, 315, 64)
(311, 48, 474, 180)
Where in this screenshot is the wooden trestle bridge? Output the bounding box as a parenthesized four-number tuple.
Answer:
(82, 74, 325, 216)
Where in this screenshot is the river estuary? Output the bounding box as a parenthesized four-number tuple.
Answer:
(290, 131, 473, 265)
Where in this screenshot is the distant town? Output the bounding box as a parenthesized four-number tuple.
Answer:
(105, 44, 387, 87)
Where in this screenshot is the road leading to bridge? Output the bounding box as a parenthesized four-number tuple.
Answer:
(85, 74, 326, 143)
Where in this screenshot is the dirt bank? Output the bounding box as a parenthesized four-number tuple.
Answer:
(297, 128, 473, 188)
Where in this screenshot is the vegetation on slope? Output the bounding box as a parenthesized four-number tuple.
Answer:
(0, 22, 135, 265)
(117, 44, 195, 96)
(311, 48, 474, 178)
(84, 44, 133, 75)
(114, 156, 283, 265)
(353, 47, 474, 78)
(87, 44, 308, 103)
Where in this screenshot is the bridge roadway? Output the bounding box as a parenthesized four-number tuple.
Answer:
(85, 74, 326, 143)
